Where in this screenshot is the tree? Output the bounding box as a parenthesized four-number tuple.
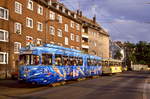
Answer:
(114, 50, 122, 60)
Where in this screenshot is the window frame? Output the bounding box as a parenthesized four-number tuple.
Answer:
(14, 42, 21, 54)
(15, 1, 22, 14)
(70, 21, 74, 28)
(27, 0, 33, 11)
(70, 33, 74, 41)
(57, 15, 62, 23)
(65, 37, 69, 45)
(64, 24, 68, 32)
(76, 23, 80, 31)
(76, 35, 80, 42)
(0, 29, 9, 42)
(49, 26, 55, 35)
(0, 7, 9, 20)
(37, 4, 43, 15)
(57, 29, 62, 37)
(37, 21, 43, 32)
(14, 22, 22, 34)
(26, 17, 33, 28)
(49, 11, 55, 20)
(36, 38, 42, 46)
(0, 52, 8, 64)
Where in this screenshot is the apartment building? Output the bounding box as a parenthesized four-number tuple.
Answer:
(78, 12, 110, 58)
(0, 0, 82, 79)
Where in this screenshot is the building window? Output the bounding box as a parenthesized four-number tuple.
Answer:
(57, 15, 62, 23)
(71, 33, 74, 41)
(71, 46, 74, 49)
(27, 0, 33, 10)
(70, 21, 74, 28)
(15, 1, 22, 14)
(65, 37, 69, 45)
(0, 29, 8, 42)
(76, 24, 80, 31)
(0, 52, 8, 64)
(0, 7, 9, 20)
(50, 42, 54, 44)
(49, 26, 55, 35)
(37, 38, 42, 46)
(26, 17, 33, 28)
(14, 42, 21, 53)
(37, 5, 43, 15)
(49, 11, 55, 20)
(58, 43, 62, 46)
(76, 47, 80, 50)
(57, 29, 62, 37)
(76, 35, 80, 42)
(64, 24, 68, 32)
(26, 36, 33, 45)
(14, 22, 22, 34)
(37, 22, 43, 31)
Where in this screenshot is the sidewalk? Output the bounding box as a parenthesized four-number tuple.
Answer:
(0, 80, 47, 98)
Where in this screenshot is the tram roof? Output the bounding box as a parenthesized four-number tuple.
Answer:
(102, 58, 122, 62)
(20, 44, 101, 59)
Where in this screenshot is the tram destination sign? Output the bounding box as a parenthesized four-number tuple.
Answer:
(20, 51, 33, 54)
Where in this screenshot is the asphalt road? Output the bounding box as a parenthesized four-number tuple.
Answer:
(0, 71, 150, 99)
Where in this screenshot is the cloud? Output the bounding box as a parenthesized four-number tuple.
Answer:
(60, 0, 150, 43)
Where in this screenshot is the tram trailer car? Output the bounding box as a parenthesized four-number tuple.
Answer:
(18, 44, 102, 85)
(102, 59, 123, 74)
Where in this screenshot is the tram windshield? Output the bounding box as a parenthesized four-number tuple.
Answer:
(19, 54, 40, 66)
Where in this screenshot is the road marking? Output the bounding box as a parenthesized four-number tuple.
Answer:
(143, 79, 150, 99)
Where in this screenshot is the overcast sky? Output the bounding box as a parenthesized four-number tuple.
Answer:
(60, 0, 150, 43)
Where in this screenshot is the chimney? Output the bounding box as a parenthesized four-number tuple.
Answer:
(93, 15, 96, 23)
(80, 11, 82, 17)
(77, 10, 79, 16)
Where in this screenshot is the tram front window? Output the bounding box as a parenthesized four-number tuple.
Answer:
(19, 54, 40, 66)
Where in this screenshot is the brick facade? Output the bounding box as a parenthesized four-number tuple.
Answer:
(0, 0, 81, 79)
(0, 0, 109, 79)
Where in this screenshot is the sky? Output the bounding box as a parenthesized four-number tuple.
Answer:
(60, 0, 150, 43)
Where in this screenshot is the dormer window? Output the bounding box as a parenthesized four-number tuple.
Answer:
(68, 11, 71, 16)
(74, 14, 77, 18)
(56, 4, 59, 10)
(62, 7, 65, 13)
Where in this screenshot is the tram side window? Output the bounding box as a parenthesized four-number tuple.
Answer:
(87, 58, 91, 66)
(55, 55, 62, 66)
(62, 56, 70, 66)
(109, 62, 113, 66)
(19, 55, 40, 65)
(78, 58, 83, 66)
(98, 60, 102, 66)
(42, 54, 52, 65)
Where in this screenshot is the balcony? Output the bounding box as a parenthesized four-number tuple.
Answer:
(82, 42, 89, 49)
(82, 33, 89, 38)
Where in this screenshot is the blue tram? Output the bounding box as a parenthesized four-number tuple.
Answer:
(18, 44, 102, 85)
